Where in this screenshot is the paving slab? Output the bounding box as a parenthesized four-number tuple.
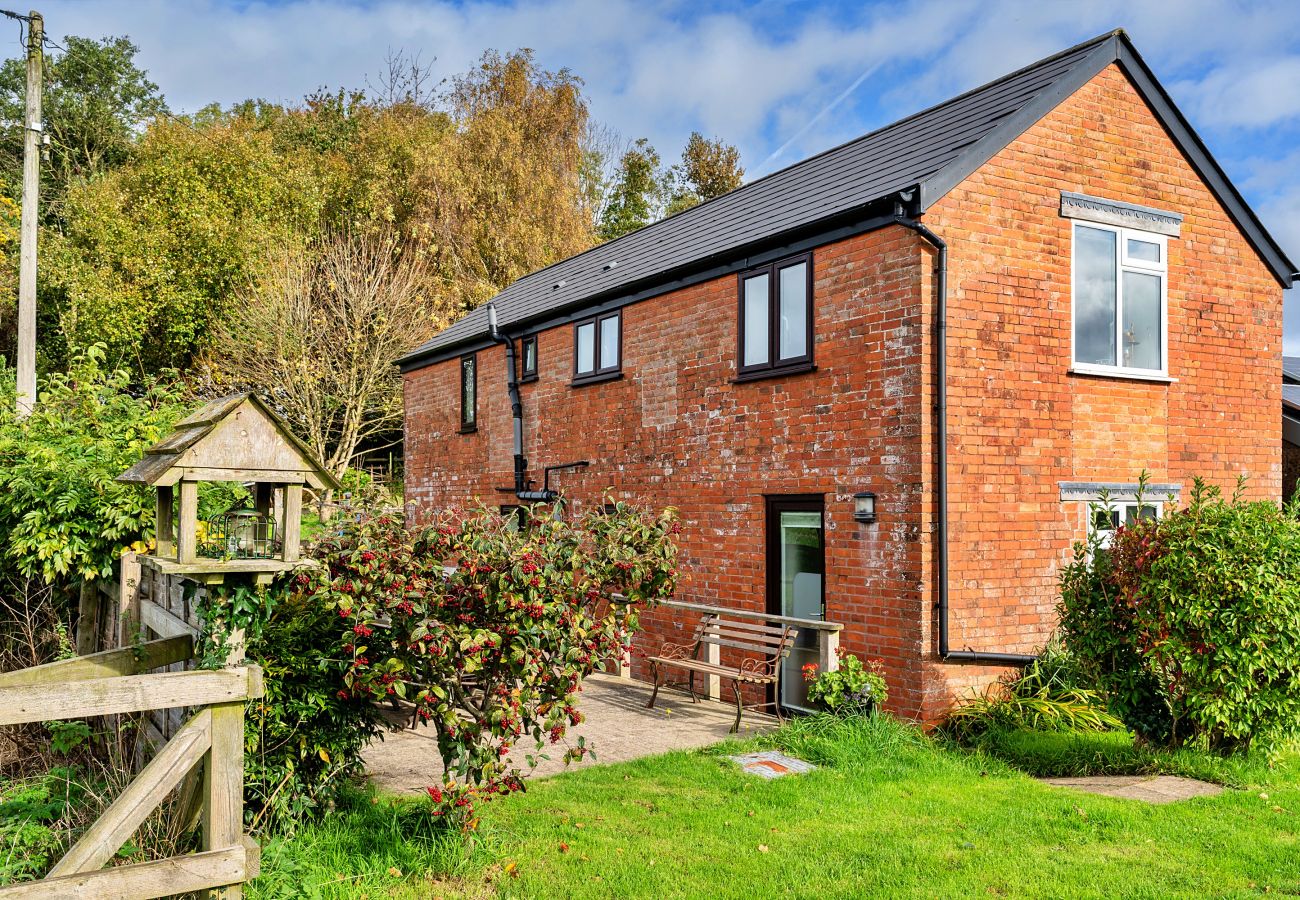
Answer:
(364, 673, 776, 795)
(1040, 774, 1223, 804)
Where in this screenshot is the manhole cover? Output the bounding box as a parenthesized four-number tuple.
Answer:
(729, 751, 815, 779)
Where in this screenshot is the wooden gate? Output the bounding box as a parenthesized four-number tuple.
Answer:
(0, 636, 263, 899)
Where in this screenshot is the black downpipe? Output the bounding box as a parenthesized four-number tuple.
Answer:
(488, 305, 558, 503)
(893, 203, 1035, 667)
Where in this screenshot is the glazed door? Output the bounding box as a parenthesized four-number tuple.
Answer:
(766, 496, 825, 712)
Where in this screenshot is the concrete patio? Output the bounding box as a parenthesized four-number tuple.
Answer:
(363, 673, 777, 794)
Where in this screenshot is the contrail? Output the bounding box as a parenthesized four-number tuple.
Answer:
(753, 60, 883, 176)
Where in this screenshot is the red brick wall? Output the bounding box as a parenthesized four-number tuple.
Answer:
(404, 226, 936, 715)
(919, 63, 1283, 716)
(404, 63, 1284, 721)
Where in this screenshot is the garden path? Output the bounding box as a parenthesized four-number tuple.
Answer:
(1040, 775, 1224, 803)
(363, 673, 777, 794)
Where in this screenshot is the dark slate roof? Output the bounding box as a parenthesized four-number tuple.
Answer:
(1283, 385, 1300, 415)
(1284, 356, 1300, 384)
(400, 30, 1297, 370)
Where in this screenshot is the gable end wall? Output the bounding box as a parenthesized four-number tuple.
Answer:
(921, 62, 1282, 716)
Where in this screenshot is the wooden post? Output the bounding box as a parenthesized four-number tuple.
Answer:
(177, 480, 199, 564)
(203, 701, 245, 899)
(817, 627, 841, 674)
(704, 638, 721, 701)
(281, 483, 302, 562)
(119, 551, 142, 646)
(156, 487, 175, 559)
(76, 581, 100, 656)
(14, 10, 40, 417)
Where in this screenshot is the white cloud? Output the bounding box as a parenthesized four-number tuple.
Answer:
(27, 0, 1300, 342)
(1175, 56, 1300, 129)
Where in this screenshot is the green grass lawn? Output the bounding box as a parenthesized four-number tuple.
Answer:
(251, 716, 1300, 899)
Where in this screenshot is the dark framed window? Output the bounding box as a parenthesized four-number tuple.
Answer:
(737, 252, 813, 380)
(573, 311, 621, 384)
(499, 504, 528, 531)
(520, 335, 538, 382)
(459, 353, 477, 432)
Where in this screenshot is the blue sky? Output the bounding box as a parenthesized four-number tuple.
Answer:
(33, 0, 1300, 347)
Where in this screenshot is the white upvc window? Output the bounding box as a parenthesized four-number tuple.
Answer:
(1072, 221, 1168, 377)
(1088, 500, 1161, 549)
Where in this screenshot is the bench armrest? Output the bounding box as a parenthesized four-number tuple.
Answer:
(739, 656, 778, 679)
(656, 641, 697, 661)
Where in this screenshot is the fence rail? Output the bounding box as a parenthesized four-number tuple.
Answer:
(0, 631, 263, 899)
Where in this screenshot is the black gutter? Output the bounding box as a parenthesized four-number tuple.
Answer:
(399, 208, 898, 372)
(893, 199, 1035, 667)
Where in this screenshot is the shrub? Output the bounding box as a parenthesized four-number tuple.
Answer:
(0, 346, 185, 582)
(299, 500, 679, 826)
(1059, 477, 1300, 753)
(198, 582, 386, 832)
(801, 650, 888, 714)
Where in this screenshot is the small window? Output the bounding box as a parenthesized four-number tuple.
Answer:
(1073, 222, 1167, 376)
(573, 311, 621, 383)
(738, 253, 813, 378)
(1089, 501, 1160, 549)
(520, 335, 538, 382)
(459, 353, 476, 432)
(499, 504, 528, 531)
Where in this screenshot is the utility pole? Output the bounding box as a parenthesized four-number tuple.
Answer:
(15, 9, 40, 417)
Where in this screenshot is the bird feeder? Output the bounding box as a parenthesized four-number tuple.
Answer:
(117, 393, 341, 585)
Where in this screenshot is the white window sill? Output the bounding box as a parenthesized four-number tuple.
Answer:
(1068, 365, 1176, 384)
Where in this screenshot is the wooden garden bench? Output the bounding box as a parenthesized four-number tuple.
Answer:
(646, 613, 798, 732)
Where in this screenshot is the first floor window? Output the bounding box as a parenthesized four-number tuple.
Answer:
(460, 353, 476, 431)
(573, 311, 621, 382)
(739, 253, 813, 377)
(520, 335, 538, 381)
(1089, 500, 1160, 549)
(1073, 222, 1167, 375)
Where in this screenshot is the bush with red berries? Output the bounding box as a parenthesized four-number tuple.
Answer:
(299, 499, 679, 826)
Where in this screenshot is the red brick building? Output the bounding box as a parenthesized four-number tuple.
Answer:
(399, 32, 1296, 721)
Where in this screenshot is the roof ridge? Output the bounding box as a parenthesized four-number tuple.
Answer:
(503, 30, 1123, 293)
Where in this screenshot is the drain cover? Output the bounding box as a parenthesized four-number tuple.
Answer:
(729, 751, 815, 779)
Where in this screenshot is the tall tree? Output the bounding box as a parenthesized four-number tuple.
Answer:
(0, 35, 167, 223)
(431, 48, 595, 311)
(666, 131, 744, 215)
(597, 138, 666, 241)
(46, 114, 323, 372)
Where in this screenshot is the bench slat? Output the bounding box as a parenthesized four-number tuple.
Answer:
(647, 657, 774, 683)
(698, 618, 793, 637)
(699, 627, 793, 646)
(699, 628, 794, 646)
(699, 635, 796, 656)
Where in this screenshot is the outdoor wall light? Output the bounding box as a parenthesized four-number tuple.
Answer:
(853, 491, 877, 524)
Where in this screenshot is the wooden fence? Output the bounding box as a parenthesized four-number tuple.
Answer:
(0, 555, 261, 899)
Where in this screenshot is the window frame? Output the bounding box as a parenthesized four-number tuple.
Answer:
(1088, 499, 1162, 549)
(1070, 221, 1169, 379)
(736, 251, 814, 381)
(572, 310, 622, 385)
(459, 352, 477, 433)
(519, 335, 538, 383)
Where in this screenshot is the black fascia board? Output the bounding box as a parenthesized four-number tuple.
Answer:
(398, 203, 898, 373)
